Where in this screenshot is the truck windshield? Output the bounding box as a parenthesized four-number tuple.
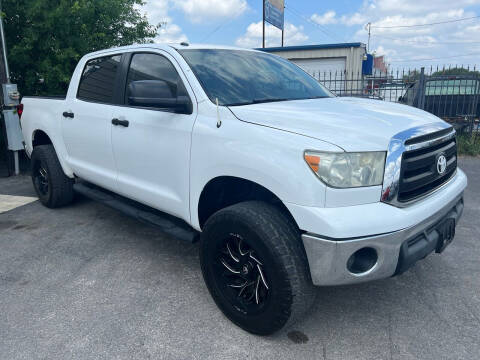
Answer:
(178, 49, 334, 106)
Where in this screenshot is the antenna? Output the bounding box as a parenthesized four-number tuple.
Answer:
(365, 22, 371, 52)
(216, 98, 222, 128)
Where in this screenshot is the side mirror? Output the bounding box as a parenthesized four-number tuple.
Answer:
(127, 80, 192, 114)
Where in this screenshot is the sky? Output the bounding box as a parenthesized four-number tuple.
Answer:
(139, 0, 480, 70)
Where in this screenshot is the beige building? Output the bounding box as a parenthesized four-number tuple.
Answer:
(260, 43, 367, 92)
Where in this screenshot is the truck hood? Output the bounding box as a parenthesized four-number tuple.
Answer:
(228, 97, 446, 151)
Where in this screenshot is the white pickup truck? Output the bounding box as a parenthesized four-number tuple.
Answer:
(20, 44, 467, 335)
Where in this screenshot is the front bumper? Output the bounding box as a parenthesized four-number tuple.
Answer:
(302, 194, 464, 286)
(294, 167, 468, 286)
(302, 193, 463, 285)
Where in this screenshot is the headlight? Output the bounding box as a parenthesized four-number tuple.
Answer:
(304, 151, 386, 188)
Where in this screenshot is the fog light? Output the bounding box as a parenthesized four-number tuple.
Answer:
(347, 247, 378, 274)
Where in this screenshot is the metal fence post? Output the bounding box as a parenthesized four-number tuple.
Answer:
(472, 73, 480, 133)
(417, 67, 426, 110)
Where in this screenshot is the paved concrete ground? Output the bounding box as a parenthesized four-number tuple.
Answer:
(0, 158, 479, 360)
(0, 193, 37, 214)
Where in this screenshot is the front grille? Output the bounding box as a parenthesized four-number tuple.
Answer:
(398, 131, 457, 202)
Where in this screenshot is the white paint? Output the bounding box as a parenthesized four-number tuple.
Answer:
(228, 96, 445, 152)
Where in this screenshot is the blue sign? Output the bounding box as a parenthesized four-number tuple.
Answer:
(362, 53, 373, 75)
(265, 0, 284, 30)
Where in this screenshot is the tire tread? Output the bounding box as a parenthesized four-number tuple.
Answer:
(31, 145, 74, 208)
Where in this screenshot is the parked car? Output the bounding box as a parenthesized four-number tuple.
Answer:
(19, 44, 467, 335)
(399, 76, 480, 119)
(378, 82, 408, 102)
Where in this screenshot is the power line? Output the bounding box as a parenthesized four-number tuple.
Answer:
(285, 6, 339, 41)
(284, 5, 340, 42)
(200, 3, 247, 42)
(373, 34, 480, 45)
(389, 51, 480, 63)
(371, 15, 480, 29)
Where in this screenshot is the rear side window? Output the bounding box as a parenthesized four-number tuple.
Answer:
(77, 55, 122, 103)
(125, 53, 188, 107)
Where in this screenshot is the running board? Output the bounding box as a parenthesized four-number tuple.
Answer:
(73, 182, 199, 243)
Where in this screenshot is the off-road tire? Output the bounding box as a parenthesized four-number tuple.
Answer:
(31, 145, 74, 208)
(200, 201, 315, 335)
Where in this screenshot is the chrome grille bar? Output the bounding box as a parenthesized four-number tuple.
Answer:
(381, 122, 456, 207)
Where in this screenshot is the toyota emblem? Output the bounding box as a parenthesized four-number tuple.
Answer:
(436, 154, 447, 175)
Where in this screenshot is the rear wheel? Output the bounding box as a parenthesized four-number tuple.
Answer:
(31, 145, 74, 208)
(200, 201, 315, 335)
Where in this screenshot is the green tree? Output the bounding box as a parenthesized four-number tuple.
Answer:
(403, 67, 480, 82)
(3, 0, 157, 96)
(431, 67, 480, 76)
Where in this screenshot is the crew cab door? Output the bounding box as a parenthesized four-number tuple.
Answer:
(111, 52, 196, 222)
(62, 54, 123, 191)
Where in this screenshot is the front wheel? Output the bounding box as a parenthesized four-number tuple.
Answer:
(200, 201, 315, 335)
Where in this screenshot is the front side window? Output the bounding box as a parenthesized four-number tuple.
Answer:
(178, 49, 334, 106)
(125, 53, 188, 108)
(77, 55, 122, 103)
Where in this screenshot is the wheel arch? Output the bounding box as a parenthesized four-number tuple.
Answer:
(32, 129, 53, 147)
(30, 128, 74, 178)
(196, 175, 299, 231)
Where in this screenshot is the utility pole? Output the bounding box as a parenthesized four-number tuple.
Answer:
(281, 2, 284, 47)
(0, 8, 8, 83)
(366, 22, 371, 52)
(262, 0, 265, 48)
(0, 1, 7, 79)
(0, 0, 21, 176)
(0, 0, 10, 176)
(282, 1, 285, 47)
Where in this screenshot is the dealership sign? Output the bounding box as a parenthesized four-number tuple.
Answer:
(264, 0, 284, 30)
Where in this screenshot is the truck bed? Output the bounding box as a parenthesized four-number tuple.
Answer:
(22, 95, 66, 100)
(20, 96, 67, 159)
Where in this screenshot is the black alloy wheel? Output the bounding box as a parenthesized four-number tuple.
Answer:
(215, 233, 270, 314)
(33, 160, 50, 197)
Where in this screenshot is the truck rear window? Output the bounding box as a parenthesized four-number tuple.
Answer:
(77, 55, 122, 104)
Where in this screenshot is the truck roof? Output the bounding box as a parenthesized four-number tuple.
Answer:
(85, 43, 257, 57)
(169, 43, 255, 51)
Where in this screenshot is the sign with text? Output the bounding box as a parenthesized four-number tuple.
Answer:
(264, 0, 284, 30)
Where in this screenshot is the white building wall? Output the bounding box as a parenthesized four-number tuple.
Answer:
(267, 45, 367, 92)
(269, 46, 366, 75)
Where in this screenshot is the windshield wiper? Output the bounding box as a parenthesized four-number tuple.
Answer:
(226, 98, 290, 106)
(224, 101, 252, 106)
(225, 96, 329, 107)
(251, 97, 290, 104)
